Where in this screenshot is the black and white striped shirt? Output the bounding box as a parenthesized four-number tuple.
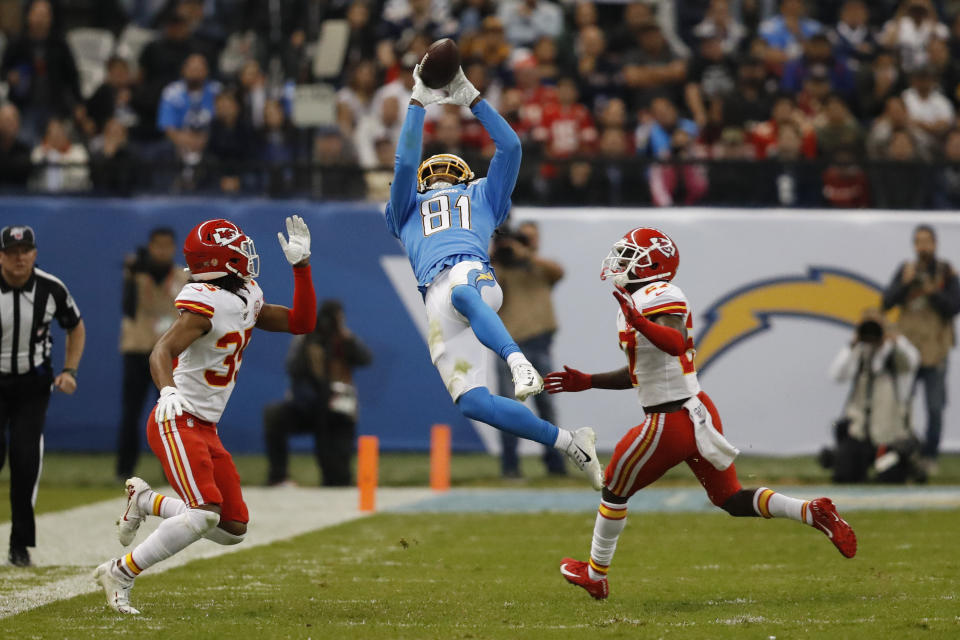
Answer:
(0, 268, 81, 375)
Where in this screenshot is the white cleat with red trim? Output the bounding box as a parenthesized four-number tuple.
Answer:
(117, 477, 151, 547)
(93, 560, 140, 614)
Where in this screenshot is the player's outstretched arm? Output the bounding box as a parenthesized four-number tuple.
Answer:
(544, 365, 633, 394)
(258, 216, 317, 334)
(451, 70, 520, 220)
(613, 286, 687, 356)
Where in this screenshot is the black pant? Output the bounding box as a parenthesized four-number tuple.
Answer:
(116, 353, 156, 478)
(0, 372, 52, 548)
(263, 402, 355, 486)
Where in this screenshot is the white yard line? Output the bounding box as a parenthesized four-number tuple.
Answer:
(0, 487, 433, 619)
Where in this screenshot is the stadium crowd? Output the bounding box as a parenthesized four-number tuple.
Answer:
(2, 0, 960, 207)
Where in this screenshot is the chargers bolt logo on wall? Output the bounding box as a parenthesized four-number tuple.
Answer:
(695, 267, 888, 374)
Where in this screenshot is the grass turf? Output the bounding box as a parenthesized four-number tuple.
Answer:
(3, 509, 959, 639)
(3, 452, 958, 522)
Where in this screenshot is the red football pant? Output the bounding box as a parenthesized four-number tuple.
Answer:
(604, 391, 742, 505)
(146, 411, 249, 524)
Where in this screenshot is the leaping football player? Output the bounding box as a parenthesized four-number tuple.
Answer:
(549, 227, 857, 600)
(93, 216, 317, 614)
(386, 64, 602, 489)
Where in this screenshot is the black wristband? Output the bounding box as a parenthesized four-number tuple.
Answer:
(62, 368, 78, 379)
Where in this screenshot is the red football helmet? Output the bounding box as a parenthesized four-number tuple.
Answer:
(600, 227, 679, 286)
(183, 219, 259, 281)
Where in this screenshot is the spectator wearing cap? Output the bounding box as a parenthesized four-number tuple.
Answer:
(157, 53, 222, 163)
(693, 0, 748, 54)
(0, 104, 32, 188)
(759, 0, 822, 66)
(0, 225, 85, 567)
(0, 0, 80, 142)
(902, 65, 955, 152)
(497, 0, 563, 48)
(880, 0, 948, 73)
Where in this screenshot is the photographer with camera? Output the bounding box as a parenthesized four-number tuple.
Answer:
(882, 224, 960, 473)
(116, 227, 188, 480)
(263, 300, 371, 487)
(491, 221, 567, 478)
(826, 310, 922, 483)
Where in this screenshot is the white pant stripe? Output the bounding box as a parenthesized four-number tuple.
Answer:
(609, 414, 652, 488)
(169, 422, 205, 505)
(622, 414, 665, 492)
(157, 419, 190, 503)
(30, 435, 44, 508)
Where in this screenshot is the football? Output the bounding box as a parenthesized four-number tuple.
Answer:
(419, 38, 460, 89)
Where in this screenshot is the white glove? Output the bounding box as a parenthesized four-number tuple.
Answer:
(410, 64, 445, 107)
(155, 386, 188, 424)
(277, 215, 311, 265)
(442, 67, 480, 108)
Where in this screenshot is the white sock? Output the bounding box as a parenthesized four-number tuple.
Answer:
(506, 352, 529, 369)
(553, 428, 573, 451)
(588, 499, 628, 580)
(137, 490, 187, 519)
(754, 487, 813, 524)
(117, 509, 219, 578)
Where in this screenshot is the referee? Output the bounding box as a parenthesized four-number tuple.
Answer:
(0, 225, 85, 567)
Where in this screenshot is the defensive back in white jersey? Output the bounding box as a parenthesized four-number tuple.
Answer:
(172, 280, 264, 423)
(616, 280, 700, 407)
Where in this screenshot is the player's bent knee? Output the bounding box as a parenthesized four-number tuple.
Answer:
(204, 522, 246, 545)
(185, 508, 221, 535)
(456, 387, 493, 422)
(719, 489, 756, 517)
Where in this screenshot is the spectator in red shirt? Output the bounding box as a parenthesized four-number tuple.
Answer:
(750, 94, 818, 158)
(534, 76, 598, 160)
(822, 149, 870, 208)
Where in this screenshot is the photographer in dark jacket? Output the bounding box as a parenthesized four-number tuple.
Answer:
(115, 228, 187, 479)
(491, 221, 567, 478)
(882, 224, 960, 472)
(264, 300, 372, 487)
(825, 310, 923, 483)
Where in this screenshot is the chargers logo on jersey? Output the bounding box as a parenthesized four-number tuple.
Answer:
(695, 267, 888, 374)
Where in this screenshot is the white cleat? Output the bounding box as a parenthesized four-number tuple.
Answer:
(93, 560, 140, 615)
(117, 477, 151, 547)
(511, 361, 544, 401)
(566, 427, 604, 491)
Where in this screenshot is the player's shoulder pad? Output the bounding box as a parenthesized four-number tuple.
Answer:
(174, 282, 218, 318)
(637, 281, 689, 317)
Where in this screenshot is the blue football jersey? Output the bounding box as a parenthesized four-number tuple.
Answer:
(385, 101, 521, 288)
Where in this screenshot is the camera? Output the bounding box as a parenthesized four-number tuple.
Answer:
(491, 227, 532, 266)
(855, 319, 884, 344)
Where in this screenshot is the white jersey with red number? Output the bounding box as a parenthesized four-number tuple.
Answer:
(172, 280, 263, 423)
(617, 280, 700, 407)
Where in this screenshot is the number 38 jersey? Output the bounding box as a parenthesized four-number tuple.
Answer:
(172, 281, 263, 423)
(617, 281, 700, 407)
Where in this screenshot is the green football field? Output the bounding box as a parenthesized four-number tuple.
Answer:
(1, 454, 959, 639)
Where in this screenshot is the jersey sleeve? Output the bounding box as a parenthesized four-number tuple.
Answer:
(387, 104, 426, 236)
(51, 281, 82, 330)
(471, 99, 521, 222)
(174, 283, 216, 319)
(639, 283, 689, 317)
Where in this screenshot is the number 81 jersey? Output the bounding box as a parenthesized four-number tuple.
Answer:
(172, 281, 263, 423)
(617, 281, 700, 407)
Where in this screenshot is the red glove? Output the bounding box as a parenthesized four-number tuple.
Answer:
(287, 264, 317, 334)
(544, 366, 593, 394)
(613, 285, 687, 356)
